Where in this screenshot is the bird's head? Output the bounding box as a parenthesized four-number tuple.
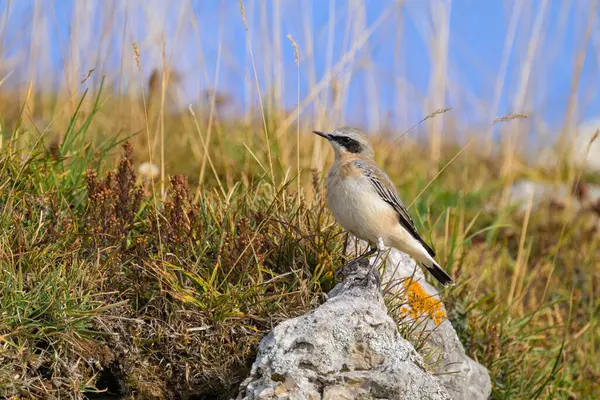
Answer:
(313, 127, 375, 160)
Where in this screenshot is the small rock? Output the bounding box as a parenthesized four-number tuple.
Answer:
(505, 179, 600, 215)
(346, 240, 492, 400)
(236, 258, 451, 400)
(507, 180, 574, 213)
(138, 162, 160, 181)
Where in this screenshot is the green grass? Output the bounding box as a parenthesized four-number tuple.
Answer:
(0, 85, 598, 399)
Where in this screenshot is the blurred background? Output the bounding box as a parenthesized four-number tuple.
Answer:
(1, 0, 599, 168)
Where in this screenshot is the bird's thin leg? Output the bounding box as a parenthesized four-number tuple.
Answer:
(362, 246, 377, 258)
(347, 244, 377, 264)
(365, 237, 386, 277)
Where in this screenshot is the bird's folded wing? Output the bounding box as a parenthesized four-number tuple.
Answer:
(353, 160, 436, 258)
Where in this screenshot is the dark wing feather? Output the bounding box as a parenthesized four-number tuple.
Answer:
(353, 160, 436, 258)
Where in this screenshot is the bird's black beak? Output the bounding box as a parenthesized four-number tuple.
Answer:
(312, 130, 330, 140)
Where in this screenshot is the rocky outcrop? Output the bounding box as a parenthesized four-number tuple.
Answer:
(236, 257, 451, 400)
(343, 239, 491, 400)
(379, 249, 491, 400)
(237, 237, 493, 400)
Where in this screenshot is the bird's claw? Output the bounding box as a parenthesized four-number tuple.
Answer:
(359, 237, 387, 284)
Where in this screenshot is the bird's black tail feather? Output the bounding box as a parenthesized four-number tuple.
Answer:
(423, 260, 454, 286)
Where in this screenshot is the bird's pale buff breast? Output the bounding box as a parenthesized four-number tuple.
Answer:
(326, 161, 398, 245)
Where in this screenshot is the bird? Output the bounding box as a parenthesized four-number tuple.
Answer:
(313, 127, 454, 286)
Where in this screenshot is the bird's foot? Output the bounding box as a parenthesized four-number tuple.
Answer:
(360, 237, 387, 284)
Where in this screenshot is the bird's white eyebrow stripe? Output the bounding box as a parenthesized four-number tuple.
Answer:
(352, 160, 436, 258)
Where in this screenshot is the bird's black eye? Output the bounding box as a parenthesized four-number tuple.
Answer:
(335, 136, 362, 153)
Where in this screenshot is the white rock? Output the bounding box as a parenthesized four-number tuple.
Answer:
(506, 179, 600, 214)
(237, 258, 451, 400)
(384, 251, 491, 400)
(507, 180, 574, 213)
(346, 240, 492, 400)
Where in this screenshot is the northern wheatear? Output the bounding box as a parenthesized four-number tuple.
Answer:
(313, 127, 454, 286)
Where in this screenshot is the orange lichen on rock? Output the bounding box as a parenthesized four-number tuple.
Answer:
(400, 279, 446, 325)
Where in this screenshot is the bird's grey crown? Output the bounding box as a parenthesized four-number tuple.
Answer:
(330, 127, 368, 141)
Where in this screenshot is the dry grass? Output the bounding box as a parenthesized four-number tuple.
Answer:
(0, 2, 599, 399)
(0, 85, 598, 398)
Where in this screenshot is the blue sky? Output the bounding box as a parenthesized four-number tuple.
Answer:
(1, 0, 598, 136)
